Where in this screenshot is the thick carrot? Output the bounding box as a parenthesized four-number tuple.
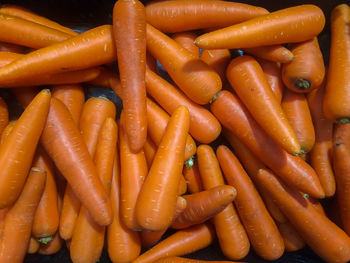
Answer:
(195, 5, 325, 49)
(257, 168, 350, 263)
(38, 231, 63, 255)
(146, 24, 222, 105)
(226, 55, 300, 155)
(11, 86, 39, 108)
(119, 112, 147, 230)
(307, 82, 335, 197)
(0, 51, 22, 67)
(0, 89, 50, 208)
(276, 220, 305, 252)
(154, 257, 241, 263)
(144, 136, 157, 167)
(136, 106, 190, 231)
(132, 223, 214, 263)
(200, 49, 231, 84)
(172, 32, 200, 57)
(0, 42, 24, 53)
(282, 37, 325, 92)
(217, 145, 284, 260)
(0, 4, 78, 36)
(32, 146, 59, 238)
(0, 167, 46, 263)
(210, 90, 324, 198)
(147, 98, 196, 161)
(113, 0, 147, 153)
(108, 155, 141, 263)
(146, 68, 221, 143)
(197, 144, 249, 260)
(281, 89, 315, 153)
(145, 0, 268, 33)
(0, 25, 116, 86)
(171, 185, 237, 229)
(27, 236, 40, 254)
(41, 97, 112, 226)
(243, 45, 294, 63)
(183, 161, 203, 194)
(0, 96, 8, 135)
(0, 120, 17, 144)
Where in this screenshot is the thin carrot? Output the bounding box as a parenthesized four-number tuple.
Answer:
(145, 0, 268, 33)
(11, 86, 39, 108)
(200, 49, 231, 84)
(172, 32, 200, 57)
(38, 231, 63, 255)
(243, 45, 294, 64)
(132, 223, 214, 263)
(195, 5, 325, 49)
(41, 97, 112, 226)
(210, 90, 324, 198)
(27, 236, 40, 254)
(276, 221, 306, 252)
(154, 257, 241, 263)
(197, 144, 249, 260)
(0, 89, 50, 208)
(183, 161, 203, 194)
(146, 24, 222, 105)
(113, 0, 147, 153)
(0, 120, 17, 144)
(145, 68, 221, 144)
(144, 136, 157, 167)
(0, 42, 24, 53)
(281, 89, 315, 154)
(0, 167, 46, 263)
(136, 106, 190, 231)
(0, 96, 8, 135)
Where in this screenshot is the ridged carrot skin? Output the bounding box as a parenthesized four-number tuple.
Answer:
(243, 45, 294, 63)
(0, 89, 50, 208)
(145, 0, 268, 33)
(38, 231, 63, 255)
(0, 96, 8, 135)
(172, 32, 199, 57)
(276, 220, 305, 252)
(210, 90, 324, 198)
(154, 257, 241, 263)
(0, 167, 46, 263)
(146, 24, 222, 105)
(200, 49, 231, 84)
(183, 161, 203, 194)
(195, 5, 325, 49)
(136, 106, 190, 231)
(226, 55, 301, 155)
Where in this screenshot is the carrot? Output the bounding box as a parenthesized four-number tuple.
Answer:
(323, 4, 350, 123)
(119, 112, 147, 230)
(0, 167, 46, 263)
(197, 144, 249, 260)
(200, 48, 231, 84)
(307, 81, 335, 197)
(0, 51, 22, 67)
(0, 89, 50, 208)
(136, 106, 190, 231)
(183, 161, 203, 194)
(276, 221, 305, 252)
(132, 223, 214, 263)
(282, 38, 325, 92)
(145, 0, 268, 33)
(146, 24, 221, 105)
(38, 231, 63, 255)
(281, 89, 315, 153)
(171, 185, 237, 229)
(172, 32, 200, 57)
(0, 207, 9, 239)
(107, 155, 141, 263)
(0, 42, 24, 53)
(257, 58, 284, 104)
(113, 0, 147, 153)
(144, 135, 157, 167)
(210, 90, 324, 198)
(0, 25, 116, 86)
(0, 4, 78, 36)
(146, 68, 221, 143)
(27, 236, 40, 254)
(177, 174, 188, 196)
(32, 146, 59, 238)
(147, 98, 196, 161)
(257, 168, 350, 263)
(243, 45, 294, 63)
(70, 117, 118, 263)
(11, 86, 39, 108)
(0, 96, 8, 135)
(154, 257, 241, 263)
(195, 5, 325, 49)
(41, 97, 112, 226)
(226, 55, 301, 155)
(0, 120, 17, 144)
(217, 145, 284, 260)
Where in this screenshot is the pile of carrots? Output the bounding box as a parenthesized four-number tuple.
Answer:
(0, 1, 350, 263)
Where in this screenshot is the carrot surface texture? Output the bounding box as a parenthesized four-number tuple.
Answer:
(0, 89, 50, 208)
(136, 106, 190, 231)
(195, 5, 325, 49)
(243, 45, 294, 63)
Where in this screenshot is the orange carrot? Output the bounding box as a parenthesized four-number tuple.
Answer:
(0, 120, 17, 145)
(243, 45, 294, 63)
(0, 207, 9, 238)
(136, 106, 190, 231)
(154, 257, 241, 263)
(0, 167, 46, 263)
(38, 231, 63, 255)
(0, 89, 50, 208)
(146, 24, 222, 105)
(0, 51, 22, 67)
(172, 32, 199, 57)
(0, 96, 8, 135)
(144, 136, 157, 167)
(145, 0, 268, 33)
(200, 48, 231, 83)
(0, 42, 24, 53)
(178, 174, 188, 196)
(183, 161, 203, 194)
(195, 5, 325, 49)
(27, 236, 40, 254)
(276, 221, 305, 252)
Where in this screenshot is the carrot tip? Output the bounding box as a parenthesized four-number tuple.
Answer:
(293, 78, 311, 90)
(43, 89, 51, 94)
(184, 156, 194, 168)
(38, 236, 53, 245)
(337, 118, 350, 124)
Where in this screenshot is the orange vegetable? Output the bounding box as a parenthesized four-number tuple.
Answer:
(276, 221, 306, 252)
(200, 49, 231, 84)
(144, 136, 157, 167)
(243, 45, 294, 63)
(0, 96, 8, 136)
(172, 32, 200, 57)
(27, 237, 40, 254)
(183, 161, 203, 194)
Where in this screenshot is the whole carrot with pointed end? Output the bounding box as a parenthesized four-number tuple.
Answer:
(0, 167, 46, 263)
(145, 0, 268, 33)
(146, 24, 221, 105)
(41, 97, 112, 226)
(200, 49, 231, 84)
(226, 55, 301, 155)
(282, 37, 325, 93)
(172, 32, 199, 57)
(195, 5, 325, 50)
(243, 45, 294, 63)
(0, 96, 8, 135)
(183, 161, 203, 194)
(0, 89, 50, 208)
(136, 106, 190, 231)
(113, 0, 147, 153)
